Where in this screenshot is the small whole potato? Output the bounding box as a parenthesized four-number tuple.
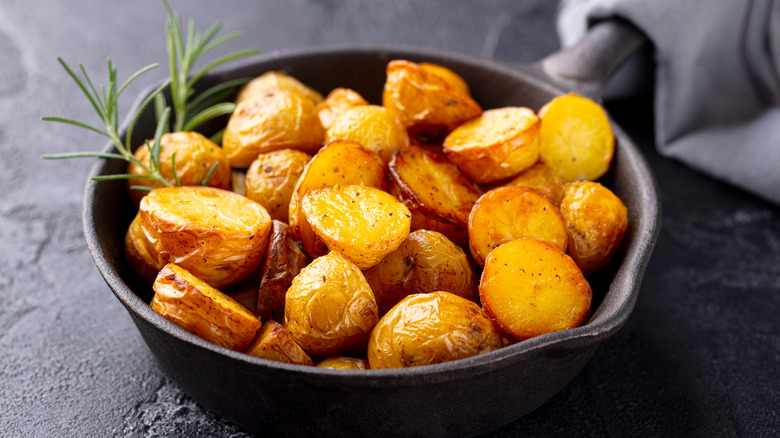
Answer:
(325, 105, 410, 164)
(245, 148, 312, 222)
(235, 70, 323, 106)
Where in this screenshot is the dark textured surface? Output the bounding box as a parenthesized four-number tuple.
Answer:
(1, 1, 778, 437)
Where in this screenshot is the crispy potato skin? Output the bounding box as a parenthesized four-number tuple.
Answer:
(246, 320, 315, 366)
(389, 145, 483, 245)
(316, 356, 368, 370)
(367, 292, 503, 369)
(468, 186, 567, 267)
(443, 107, 540, 184)
(139, 186, 272, 288)
(302, 184, 411, 270)
(284, 252, 379, 357)
(479, 239, 592, 340)
(223, 88, 325, 168)
(325, 105, 410, 164)
(560, 181, 628, 275)
(317, 87, 370, 130)
(126, 131, 232, 205)
(363, 229, 478, 316)
(125, 213, 160, 285)
(504, 162, 566, 206)
(245, 149, 312, 222)
(256, 220, 307, 321)
(235, 70, 323, 106)
(151, 263, 261, 352)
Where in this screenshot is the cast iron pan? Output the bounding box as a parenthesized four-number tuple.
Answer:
(84, 19, 660, 437)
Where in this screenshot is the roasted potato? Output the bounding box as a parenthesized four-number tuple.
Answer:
(246, 320, 315, 366)
(560, 181, 628, 275)
(138, 186, 272, 288)
(235, 70, 323, 106)
(302, 184, 411, 270)
(538, 93, 614, 182)
(316, 356, 368, 370)
(325, 105, 410, 164)
(255, 220, 308, 322)
(316, 87, 370, 130)
(389, 145, 483, 245)
(504, 161, 566, 206)
(468, 186, 567, 267)
(151, 263, 261, 352)
(223, 87, 325, 168)
(284, 251, 379, 357)
(418, 62, 470, 95)
(443, 107, 540, 184)
(288, 140, 387, 259)
(231, 169, 247, 196)
(367, 291, 503, 369)
(245, 148, 312, 222)
(363, 229, 478, 316)
(126, 131, 232, 205)
(124, 212, 160, 285)
(479, 238, 592, 340)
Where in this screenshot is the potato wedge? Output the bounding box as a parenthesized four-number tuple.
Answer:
(246, 320, 315, 366)
(245, 148, 312, 222)
(468, 186, 567, 267)
(302, 184, 411, 270)
(235, 70, 323, 106)
(367, 291, 503, 369)
(538, 93, 614, 182)
(325, 105, 410, 164)
(504, 161, 566, 206)
(389, 145, 483, 245)
(316, 356, 368, 370)
(255, 220, 307, 322)
(284, 252, 379, 357)
(560, 181, 628, 275)
(443, 107, 540, 184)
(479, 238, 592, 340)
(151, 263, 261, 352)
(363, 229, 477, 316)
(139, 186, 272, 288)
(288, 140, 387, 259)
(317, 87, 369, 130)
(124, 212, 160, 285)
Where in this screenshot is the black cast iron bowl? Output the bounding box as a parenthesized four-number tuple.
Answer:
(83, 20, 660, 437)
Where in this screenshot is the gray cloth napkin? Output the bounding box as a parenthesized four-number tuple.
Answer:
(558, 0, 780, 204)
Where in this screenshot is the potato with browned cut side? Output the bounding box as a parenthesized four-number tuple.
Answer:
(151, 263, 262, 352)
(316, 356, 368, 370)
(504, 161, 566, 206)
(246, 320, 315, 366)
(389, 145, 483, 245)
(443, 107, 540, 184)
(325, 105, 410, 164)
(479, 238, 592, 341)
(363, 229, 477, 316)
(560, 181, 628, 275)
(468, 186, 567, 267)
(255, 220, 308, 322)
(245, 148, 312, 222)
(235, 70, 323, 107)
(317, 87, 370, 130)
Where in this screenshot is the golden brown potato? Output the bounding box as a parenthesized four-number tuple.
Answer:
(443, 107, 540, 184)
(382, 60, 482, 145)
(138, 186, 272, 288)
(316, 87, 370, 130)
(560, 181, 628, 275)
(363, 229, 478, 316)
(245, 149, 312, 222)
(284, 252, 379, 357)
(223, 88, 325, 168)
(231, 169, 247, 196)
(302, 184, 411, 270)
(151, 263, 261, 352)
(126, 131, 232, 205)
(367, 291, 503, 369)
(389, 145, 483, 245)
(418, 62, 470, 95)
(538, 93, 614, 182)
(255, 220, 308, 322)
(504, 161, 566, 206)
(288, 140, 387, 259)
(316, 356, 368, 370)
(479, 238, 592, 340)
(235, 70, 323, 106)
(468, 186, 567, 267)
(325, 105, 410, 164)
(124, 212, 160, 285)
(246, 320, 315, 366)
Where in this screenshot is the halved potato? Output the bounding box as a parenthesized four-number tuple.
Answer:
(255, 220, 308, 322)
(316, 356, 368, 370)
(389, 145, 483, 245)
(235, 70, 323, 106)
(284, 252, 379, 357)
(479, 238, 592, 340)
(138, 186, 272, 288)
(151, 263, 261, 352)
(245, 148, 312, 222)
(363, 229, 477, 316)
(325, 105, 410, 164)
(504, 161, 566, 206)
(538, 93, 614, 182)
(317, 87, 370, 130)
(302, 184, 411, 270)
(443, 107, 540, 184)
(468, 186, 567, 267)
(124, 212, 160, 285)
(367, 291, 503, 369)
(246, 320, 315, 366)
(560, 181, 628, 275)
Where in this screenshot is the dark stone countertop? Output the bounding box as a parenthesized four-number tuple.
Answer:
(1, 0, 777, 436)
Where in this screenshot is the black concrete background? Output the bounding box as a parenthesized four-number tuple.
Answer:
(2, 0, 778, 436)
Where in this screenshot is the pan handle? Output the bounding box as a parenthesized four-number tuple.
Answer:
(537, 18, 647, 100)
